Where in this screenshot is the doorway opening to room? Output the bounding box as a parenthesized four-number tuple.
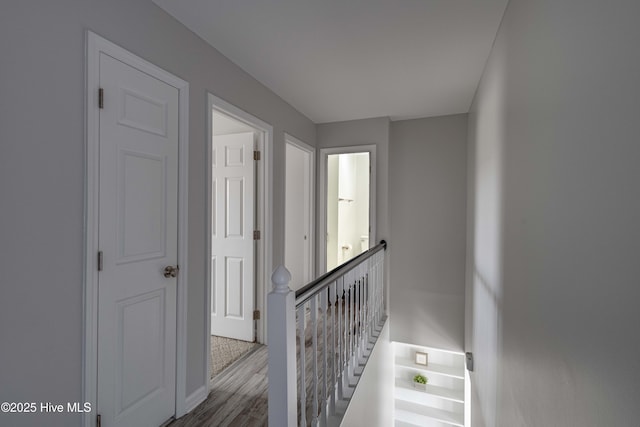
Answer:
(320, 146, 376, 273)
(207, 94, 272, 381)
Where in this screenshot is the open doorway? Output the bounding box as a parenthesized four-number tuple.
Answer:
(320, 145, 377, 273)
(207, 94, 272, 381)
(284, 134, 315, 291)
(327, 152, 370, 270)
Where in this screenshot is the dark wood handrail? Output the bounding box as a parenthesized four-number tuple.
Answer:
(294, 240, 387, 307)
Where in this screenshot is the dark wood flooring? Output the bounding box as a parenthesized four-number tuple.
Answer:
(169, 303, 382, 427)
(169, 345, 268, 427)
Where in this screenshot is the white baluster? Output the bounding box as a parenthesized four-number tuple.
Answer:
(329, 281, 337, 415)
(376, 253, 381, 324)
(355, 274, 360, 361)
(358, 273, 364, 359)
(346, 272, 353, 380)
(337, 275, 344, 401)
(359, 271, 364, 358)
(321, 288, 328, 426)
(367, 264, 372, 340)
(351, 272, 357, 370)
(365, 259, 371, 343)
(311, 295, 319, 426)
(298, 304, 307, 427)
(378, 252, 384, 322)
(373, 257, 377, 322)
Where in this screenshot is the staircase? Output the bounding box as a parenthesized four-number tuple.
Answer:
(268, 241, 388, 427)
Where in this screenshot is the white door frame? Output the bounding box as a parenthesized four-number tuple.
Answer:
(84, 31, 189, 425)
(318, 145, 376, 274)
(206, 94, 273, 359)
(285, 133, 316, 284)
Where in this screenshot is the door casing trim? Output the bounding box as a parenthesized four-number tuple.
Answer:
(206, 93, 273, 383)
(285, 133, 316, 285)
(84, 31, 190, 426)
(318, 145, 377, 274)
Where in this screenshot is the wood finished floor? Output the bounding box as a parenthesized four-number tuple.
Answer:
(169, 302, 371, 427)
(169, 345, 269, 427)
(168, 306, 329, 427)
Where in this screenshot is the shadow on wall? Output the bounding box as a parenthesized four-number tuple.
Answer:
(467, 34, 507, 427)
(471, 268, 501, 427)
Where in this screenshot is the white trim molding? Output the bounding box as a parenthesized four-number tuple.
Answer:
(84, 31, 189, 426)
(284, 133, 316, 283)
(185, 385, 208, 413)
(318, 144, 377, 274)
(206, 94, 274, 383)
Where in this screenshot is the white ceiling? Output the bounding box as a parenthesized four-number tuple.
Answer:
(153, 0, 508, 123)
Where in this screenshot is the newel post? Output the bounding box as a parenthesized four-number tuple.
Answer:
(267, 265, 297, 427)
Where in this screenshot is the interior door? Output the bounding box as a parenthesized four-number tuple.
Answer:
(285, 142, 313, 291)
(97, 52, 179, 427)
(210, 132, 256, 342)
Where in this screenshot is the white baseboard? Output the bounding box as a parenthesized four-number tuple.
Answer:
(185, 385, 208, 413)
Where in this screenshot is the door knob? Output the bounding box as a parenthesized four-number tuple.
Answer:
(163, 265, 179, 278)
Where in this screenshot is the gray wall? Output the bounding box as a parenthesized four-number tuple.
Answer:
(389, 115, 468, 351)
(466, 0, 640, 425)
(0, 1, 315, 425)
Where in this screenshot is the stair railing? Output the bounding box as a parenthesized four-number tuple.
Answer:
(268, 240, 387, 427)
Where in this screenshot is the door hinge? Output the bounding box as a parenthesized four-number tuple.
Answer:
(253, 310, 260, 320)
(253, 230, 261, 240)
(253, 150, 261, 161)
(98, 88, 104, 109)
(97, 251, 103, 272)
(96, 414, 101, 427)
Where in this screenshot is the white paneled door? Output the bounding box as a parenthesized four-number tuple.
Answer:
(285, 141, 314, 291)
(211, 132, 256, 342)
(97, 52, 179, 427)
